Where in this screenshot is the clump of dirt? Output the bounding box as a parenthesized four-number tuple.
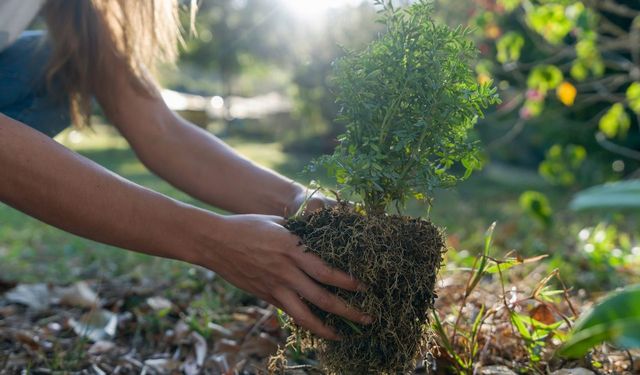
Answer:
(283, 203, 446, 374)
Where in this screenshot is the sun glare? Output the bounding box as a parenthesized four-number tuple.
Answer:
(281, 0, 363, 19)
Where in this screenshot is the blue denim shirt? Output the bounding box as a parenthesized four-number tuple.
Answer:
(0, 31, 70, 137)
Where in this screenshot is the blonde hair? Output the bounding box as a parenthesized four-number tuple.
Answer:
(42, 0, 189, 126)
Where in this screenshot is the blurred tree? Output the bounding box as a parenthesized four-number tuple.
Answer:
(285, 3, 381, 153)
(462, 0, 640, 188)
(172, 0, 380, 147)
(178, 0, 294, 99)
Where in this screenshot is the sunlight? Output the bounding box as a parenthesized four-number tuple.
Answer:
(280, 0, 363, 19)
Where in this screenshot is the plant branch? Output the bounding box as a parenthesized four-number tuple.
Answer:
(595, 0, 640, 18)
(595, 132, 640, 161)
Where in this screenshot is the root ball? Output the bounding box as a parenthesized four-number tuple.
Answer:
(284, 204, 446, 374)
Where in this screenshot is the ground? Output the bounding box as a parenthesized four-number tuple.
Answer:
(0, 125, 638, 374)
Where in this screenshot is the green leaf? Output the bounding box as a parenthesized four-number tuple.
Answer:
(626, 82, 640, 114)
(496, 32, 525, 64)
(471, 304, 486, 339)
(559, 284, 640, 358)
(560, 319, 640, 358)
(432, 311, 467, 369)
(527, 65, 564, 93)
(484, 222, 495, 260)
(510, 311, 532, 340)
(570, 180, 640, 211)
(526, 4, 573, 45)
(516, 313, 563, 332)
(485, 255, 548, 274)
(599, 103, 631, 139)
(570, 61, 589, 81)
(467, 223, 496, 293)
(538, 144, 586, 187)
(498, 0, 522, 12)
(461, 155, 482, 179)
(519, 191, 553, 227)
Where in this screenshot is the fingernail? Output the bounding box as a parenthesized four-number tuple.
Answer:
(357, 283, 369, 292)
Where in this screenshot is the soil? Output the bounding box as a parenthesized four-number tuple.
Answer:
(283, 204, 446, 374)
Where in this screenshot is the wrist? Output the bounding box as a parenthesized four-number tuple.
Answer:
(285, 183, 307, 216)
(171, 204, 226, 267)
(259, 181, 305, 217)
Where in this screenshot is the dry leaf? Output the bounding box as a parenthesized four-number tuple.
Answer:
(89, 340, 116, 355)
(144, 358, 181, 373)
(207, 322, 233, 338)
(146, 296, 172, 312)
(168, 320, 191, 344)
(550, 368, 595, 375)
(213, 338, 240, 367)
(5, 284, 53, 311)
(56, 281, 100, 309)
(239, 332, 278, 358)
(530, 304, 555, 325)
(0, 305, 17, 318)
(69, 309, 117, 342)
(481, 365, 517, 374)
(209, 353, 231, 374)
(190, 331, 207, 368)
(182, 356, 200, 375)
(14, 331, 40, 351)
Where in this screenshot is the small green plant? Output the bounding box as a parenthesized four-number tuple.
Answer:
(434, 224, 575, 373)
(314, 0, 500, 214)
(279, 2, 500, 374)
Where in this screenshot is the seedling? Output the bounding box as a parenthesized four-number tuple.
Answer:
(278, 1, 499, 373)
(313, 0, 499, 214)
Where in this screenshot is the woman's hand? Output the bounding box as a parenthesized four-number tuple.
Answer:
(193, 213, 372, 340)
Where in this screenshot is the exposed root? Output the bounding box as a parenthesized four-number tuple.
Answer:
(280, 204, 446, 374)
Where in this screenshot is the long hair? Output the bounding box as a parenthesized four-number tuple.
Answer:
(42, 0, 189, 126)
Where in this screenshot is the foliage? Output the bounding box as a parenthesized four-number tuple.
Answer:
(467, 0, 640, 184)
(519, 190, 553, 227)
(570, 179, 640, 211)
(314, 0, 500, 213)
(560, 284, 640, 358)
(538, 144, 586, 186)
(433, 224, 574, 372)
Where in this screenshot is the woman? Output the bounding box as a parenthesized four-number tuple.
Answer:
(0, 0, 371, 339)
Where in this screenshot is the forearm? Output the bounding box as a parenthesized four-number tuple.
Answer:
(155, 115, 303, 215)
(118, 107, 305, 216)
(0, 115, 215, 263)
(92, 58, 306, 216)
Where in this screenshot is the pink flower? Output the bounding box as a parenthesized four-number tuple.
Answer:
(519, 106, 533, 120)
(526, 89, 544, 101)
